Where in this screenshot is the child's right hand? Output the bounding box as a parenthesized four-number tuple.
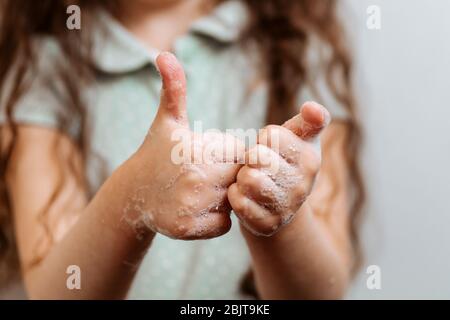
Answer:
(123, 52, 245, 240)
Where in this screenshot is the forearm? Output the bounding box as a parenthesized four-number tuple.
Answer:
(24, 157, 155, 299)
(242, 201, 350, 300)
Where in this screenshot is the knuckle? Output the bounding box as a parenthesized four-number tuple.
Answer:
(246, 144, 275, 168)
(181, 165, 208, 186)
(237, 167, 263, 192)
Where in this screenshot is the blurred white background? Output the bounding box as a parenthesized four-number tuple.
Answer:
(345, 0, 450, 299)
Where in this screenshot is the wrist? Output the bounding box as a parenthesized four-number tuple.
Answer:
(90, 156, 156, 245)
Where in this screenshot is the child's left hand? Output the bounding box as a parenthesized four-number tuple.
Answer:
(228, 102, 330, 236)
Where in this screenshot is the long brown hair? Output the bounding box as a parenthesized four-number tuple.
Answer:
(0, 0, 365, 287)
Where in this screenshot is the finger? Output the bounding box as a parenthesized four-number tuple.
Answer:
(246, 143, 306, 207)
(228, 183, 281, 236)
(181, 187, 232, 240)
(160, 211, 232, 240)
(256, 126, 305, 165)
(199, 132, 246, 187)
(155, 183, 232, 240)
(246, 144, 302, 185)
(185, 211, 232, 240)
(179, 174, 228, 208)
(282, 101, 331, 140)
(236, 166, 283, 205)
(257, 126, 321, 173)
(154, 52, 188, 126)
(201, 131, 246, 165)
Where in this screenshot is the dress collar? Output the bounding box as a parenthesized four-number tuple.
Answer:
(90, 0, 249, 74)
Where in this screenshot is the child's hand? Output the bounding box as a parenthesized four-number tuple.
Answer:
(228, 102, 330, 236)
(125, 52, 244, 240)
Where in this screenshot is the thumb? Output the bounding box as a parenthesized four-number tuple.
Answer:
(154, 52, 188, 125)
(282, 101, 331, 140)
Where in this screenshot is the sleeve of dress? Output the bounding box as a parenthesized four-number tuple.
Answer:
(0, 38, 81, 139)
